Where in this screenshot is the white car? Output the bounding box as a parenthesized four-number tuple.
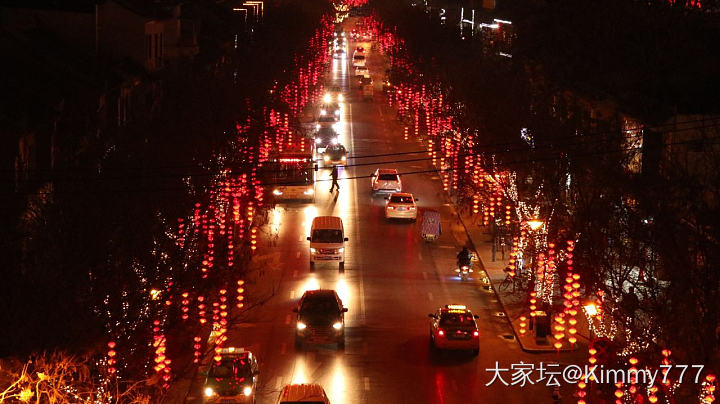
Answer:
(354, 66, 369, 78)
(352, 54, 366, 67)
(371, 168, 401, 194)
(385, 193, 419, 221)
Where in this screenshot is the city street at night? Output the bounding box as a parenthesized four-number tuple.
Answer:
(2, 0, 720, 403)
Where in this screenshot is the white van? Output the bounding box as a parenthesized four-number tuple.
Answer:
(307, 216, 347, 269)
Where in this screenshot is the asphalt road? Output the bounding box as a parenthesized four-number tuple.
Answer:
(186, 25, 575, 404)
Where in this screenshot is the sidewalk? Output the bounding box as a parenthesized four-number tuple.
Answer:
(448, 199, 590, 354)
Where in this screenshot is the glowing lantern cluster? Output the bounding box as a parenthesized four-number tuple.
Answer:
(107, 341, 117, 375)
(236, 279, 245, 310)
(181, 292, 190, 321)
(701, 374, 717, 403)
(152, 320, 171, 389)
(519, 315, 527, 336)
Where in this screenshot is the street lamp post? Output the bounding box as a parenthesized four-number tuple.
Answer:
(583, 302, 598, 340)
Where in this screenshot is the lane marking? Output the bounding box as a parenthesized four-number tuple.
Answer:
(281, 342, 287, 355)
(439, 245, 455, 249)
(285, 314, 291, 325)
(428, 292, 434, 300)
(364, 377, 371, 391)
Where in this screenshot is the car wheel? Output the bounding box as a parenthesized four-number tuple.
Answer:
(339, 261, 345, 270)
(472, 348, 479, 356)
(310, 260, 315, 269)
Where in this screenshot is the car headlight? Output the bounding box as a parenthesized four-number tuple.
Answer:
(324, 155, 330, 161)
(243, 386, 253, 396)
(297, 322, 307, 330)
(315, 138, 321, 144)
(334, 110, 340, 116)
(338, 248, 344, 253)
(204, 387, 215, 397)
(333, 322, 343, 330)
(272, 189, 282, 196)
(320, 109, 326, 116)
(304, 188, 314, 195)
(341, 156, 346, 161)
(323, 93, 332, 103)
(338, 94, 344, 102)
(316, 124, 321, 130)
(332, 137, 339, 145)
(310, 248, 316, 253)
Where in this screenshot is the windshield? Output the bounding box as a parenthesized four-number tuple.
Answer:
(312, 229, 343, 243)
(270, 160, 313, 185)
(208, 357, 252, 380)
(280, 402, 325, 404)
(325, 146, 346, 155)
(353, 55, 365, 60)
(390, 195, 413, 203)
(378, 174, 398, 181)
(440, 313, 475, 326)
(301, 297, 339, 313)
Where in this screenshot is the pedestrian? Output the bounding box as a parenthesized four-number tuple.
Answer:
(330, 165, 340, 192)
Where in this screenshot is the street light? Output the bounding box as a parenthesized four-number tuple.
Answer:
(584, 302, 598, 339)
(526, 219, 544, 231)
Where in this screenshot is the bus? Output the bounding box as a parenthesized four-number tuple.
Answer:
(267, 148, 316, 202)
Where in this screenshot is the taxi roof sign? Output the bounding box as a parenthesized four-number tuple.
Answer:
(445, 304, 467, 310)
(220, 347, 245, 354)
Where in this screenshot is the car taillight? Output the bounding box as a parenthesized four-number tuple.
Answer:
(473, 331, 479, 337)
(409, 206, 416, 210)
(438, 329, 445, 336)
(387, 206, 394, 210)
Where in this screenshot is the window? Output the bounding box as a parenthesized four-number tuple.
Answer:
(311, 229, 343, 243)
(379, 174, 398, 181)
(390, 195, 413, 203)
(440, 313, 474, 326)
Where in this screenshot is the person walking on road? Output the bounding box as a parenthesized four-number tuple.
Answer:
(330, 165, 340, 193)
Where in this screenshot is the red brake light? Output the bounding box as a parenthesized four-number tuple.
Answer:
(387, 206, 394, 210)
(438, 329, 445, 336)
(473, 330, 479, 337)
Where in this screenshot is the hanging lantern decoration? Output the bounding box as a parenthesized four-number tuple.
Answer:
(107, 341, 117, 376)
(181, 292, 190, 321)
(518, 316, 527, 336)
(236, 279, 245, 309)
(198, 295, 207, 325)
(177, 218, 185, 248)
(193, 336, 202, 364)
(700, 374, 716, 404)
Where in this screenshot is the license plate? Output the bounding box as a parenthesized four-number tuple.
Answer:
(397, 207, 405, 211)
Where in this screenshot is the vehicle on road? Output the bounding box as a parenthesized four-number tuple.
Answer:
(307, 216, 348, 269)
(294, 289, 348, 348)
(456, 264, 473, 281)
(354, 66, 369, 80)
(323, 144, 347, 166)
(421, 210, 442, 242)
(352, 54, 366, 67)
(428, 305, 480, 355)
(360, 76, 373, 100)
(314, 126, 340, 152)
(355, 46, 365, 55)
(333, 48, 345, 59)
(324, 89, 344, 103)
(319, 101, 341, 121)
(266, 139, 315, 202)
(371, 168, 401, 194)
(276, 383, 331, 404)
(384, 192, 419, 221)
(203, 347, 259, 404)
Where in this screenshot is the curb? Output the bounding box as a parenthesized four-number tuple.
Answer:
(450, 205, 576, 353)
